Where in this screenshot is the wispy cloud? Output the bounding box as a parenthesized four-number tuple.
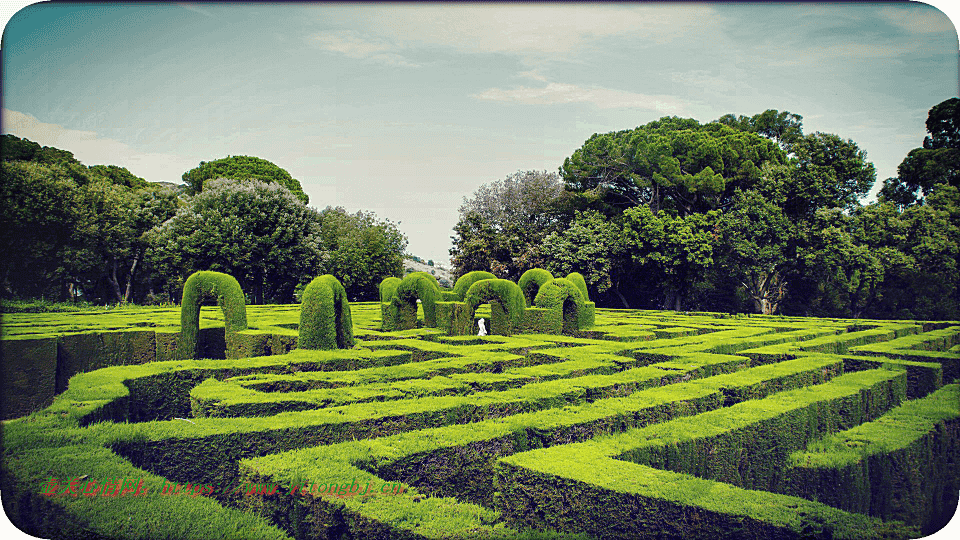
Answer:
(472, 83, 686, 114)
(2, 109, 198, 184)
(176, 3, 215, 18)
(313, 30, 418, 67)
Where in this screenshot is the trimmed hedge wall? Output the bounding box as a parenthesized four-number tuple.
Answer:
(518, 269, 554, 306)
(298, 275, 355, 350)
(178, 271, 248, 360)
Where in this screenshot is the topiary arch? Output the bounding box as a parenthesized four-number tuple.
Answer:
(452, 271, 497, 300)
(178, 271, 248, 359)
(394, 272, 442, 329)
(298, 275, 354, 350)
(518, 268, 554, 307)
(378, 277, 403, 331)
(534, 278, 585, 336)
(462, 279, 526, 336)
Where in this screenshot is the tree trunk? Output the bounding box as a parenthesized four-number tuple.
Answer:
(122, 248, 142, 304)
(612, 286, 630, 309)
(108, 257, 123, 303)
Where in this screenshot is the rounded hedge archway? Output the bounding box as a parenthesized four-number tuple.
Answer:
(378, 277, 403, 331)
(178, 271, 248, 359)
(452, 271, 497, 300)
(518, 268, 554, 307)
(299, 275, 354, 350)
(534, 278, 585, 336)
(395, 272, 442, 329)
(463, 279, 526, 336)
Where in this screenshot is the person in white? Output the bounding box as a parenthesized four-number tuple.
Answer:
(477, 318, 487, 336)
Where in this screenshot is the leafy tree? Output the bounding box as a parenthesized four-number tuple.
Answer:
(880, 98, 960, 207)
(538, 210, 628, 306)
(148, 178, 324, 304)
(1, 134, 82, 166)
(716, 109, 804, 151)
(622, 206, 718, 310)
(782, 133, 876, 218)
(560, 118, 785, 217)
(716, 190, 794, 314)
(786, 208, 885, 318)
(181, 155, 309, 204)
(316, 207, 407, 301)
(450, 170, 565, 281)
(0, 161, 82, 298)
(88, 164, 148, 189)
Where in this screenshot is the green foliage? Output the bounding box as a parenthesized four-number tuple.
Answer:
(786, 132, 876, 217)
(1, 133, 82, 166)
(540, 210, 625, 300)
(395, 272, 442, 328)
(716, 190, 793, 314)
(560, 118, 785, 217)
(517, 268, 554, 306)
(564, 272, 589, 302)
(88, 164, 148, 189)
(178, 271, 248, 360)
(452, 270, 497, 300)
(450, 171, 565, 281)
(181, 155, 308, 204)
(318, 207, 407, 301)
(881, 98, 960, 206)
(149, 178, 324, 304)
(298, 275, 354, 350)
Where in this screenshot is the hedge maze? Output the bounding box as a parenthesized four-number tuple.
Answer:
(2, 272, 959, 539)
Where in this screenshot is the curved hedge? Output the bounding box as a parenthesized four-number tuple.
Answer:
(452, 271, 497, 300)
(298, 275, 354, 350)
(534, 278, 585, 336)
(565, 272, 590, 302)
(178, 271, 248, 359)
(464, 279, 526, 335)
(395, 272, 442, 328)
(379, 277, 402, 303)
(518, 268, 554, 306)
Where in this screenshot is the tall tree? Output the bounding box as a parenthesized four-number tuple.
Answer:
(716, 190, 794, 314)
(880, 98, 960, 207)
(560, 118, 785, 217)
(148, 178, 324, 304)
(450, 170, 565, 280)
(181, 155, 309, 204)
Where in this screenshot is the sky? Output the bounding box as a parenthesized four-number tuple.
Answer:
(1, 1, 959, 269)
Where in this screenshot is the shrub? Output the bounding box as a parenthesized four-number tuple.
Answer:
(178, 271, 248, 359)
(452, 271, 497, 300)
(298, 275, 354, 350)
(517, 268, 554, 306)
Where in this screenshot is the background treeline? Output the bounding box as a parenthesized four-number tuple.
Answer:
(0, 138, 407, 305)
(450, 100, 960, 320)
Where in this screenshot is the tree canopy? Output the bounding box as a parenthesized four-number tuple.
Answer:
(182, 155, 309, 204)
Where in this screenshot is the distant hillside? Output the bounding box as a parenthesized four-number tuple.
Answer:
(403, 257, 453, 288)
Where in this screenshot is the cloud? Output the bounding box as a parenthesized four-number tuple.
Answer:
(312, 30, 418, 67)
(176, 3, 215, 18)
(471, 82, 686, 114)
(311, 4, 716, 60)
(2, 109, 198, 184)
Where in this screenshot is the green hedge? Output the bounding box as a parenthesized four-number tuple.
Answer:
(178, 271, 248, 360)
(518, 269, 554, 306)
(451, 271, 497, 300)
(395, 272, 442, 328)
(298, 275, 355, 350)
(464, 279, 526, 336)
(564, 272, 590, 302)
(534, 278, 585, 335)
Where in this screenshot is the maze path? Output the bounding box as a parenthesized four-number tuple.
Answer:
(2, 306, 958, 540)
